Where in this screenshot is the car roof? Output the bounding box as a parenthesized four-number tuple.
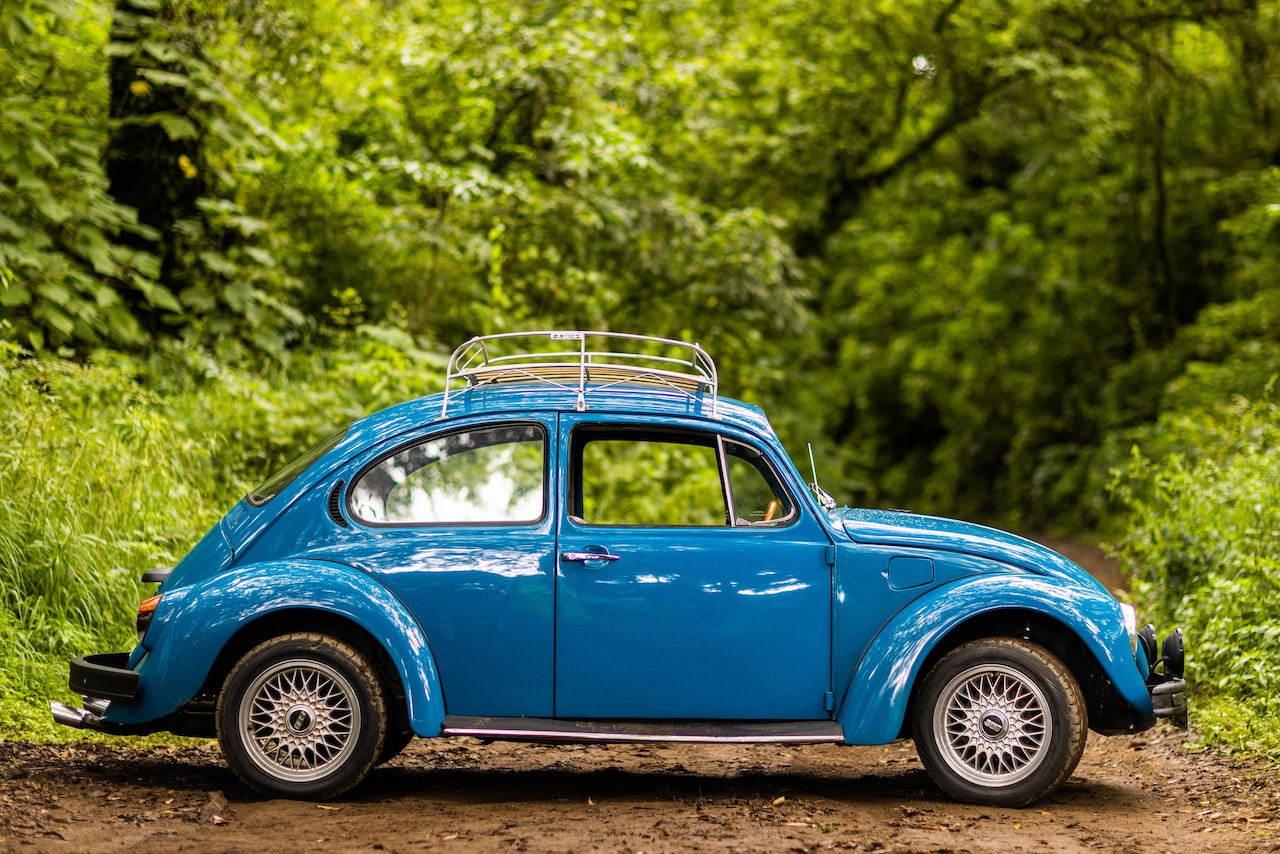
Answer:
(343, 383, 775, 449)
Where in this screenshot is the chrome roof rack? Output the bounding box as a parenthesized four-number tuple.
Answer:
(442, 331, 718, 416)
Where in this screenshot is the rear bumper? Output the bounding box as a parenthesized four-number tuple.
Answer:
(68, 652, 138, 703)
(50, 651, 159, 735)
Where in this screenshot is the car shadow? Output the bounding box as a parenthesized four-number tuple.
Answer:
(55, 740, 1148, 816)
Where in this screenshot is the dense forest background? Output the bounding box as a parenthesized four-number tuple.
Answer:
(3, 0, 1280, 751)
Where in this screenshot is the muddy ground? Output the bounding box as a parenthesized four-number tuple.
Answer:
(6, 541, 1276, 853)
(2, 732, 1278, 853)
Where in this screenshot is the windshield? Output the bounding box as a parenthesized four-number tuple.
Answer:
(246, 428, 346, 506)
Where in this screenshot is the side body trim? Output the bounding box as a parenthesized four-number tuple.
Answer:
(441, 716, 844, 744)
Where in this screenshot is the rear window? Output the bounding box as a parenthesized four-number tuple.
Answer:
(246, 429, 346, 506)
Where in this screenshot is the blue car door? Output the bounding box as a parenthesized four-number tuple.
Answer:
(554, 415, 833, 720)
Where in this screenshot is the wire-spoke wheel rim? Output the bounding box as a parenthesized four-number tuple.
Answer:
(238, 657, 363, 784)
(932, 662, 1051, 787)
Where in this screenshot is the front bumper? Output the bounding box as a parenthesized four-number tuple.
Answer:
(1143, 627, 1189, 729)
(1150, 676, 1189, 728)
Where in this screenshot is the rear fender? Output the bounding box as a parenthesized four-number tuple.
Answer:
(103, 560, 446, 736)
(836, 575, 1151, 744)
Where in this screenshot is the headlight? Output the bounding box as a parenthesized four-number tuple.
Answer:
(1119, 603, 1138, 654)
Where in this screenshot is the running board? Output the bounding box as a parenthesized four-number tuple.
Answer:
(440, 716, 845, 744)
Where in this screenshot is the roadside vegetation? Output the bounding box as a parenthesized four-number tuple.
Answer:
(3, 0, 1280, 754)
(1114, 398, 1280, 756)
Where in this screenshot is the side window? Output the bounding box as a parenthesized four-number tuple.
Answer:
(350, 424, 545, 525)
(577, 433, 726, 527)
(725, 442, 794, 526)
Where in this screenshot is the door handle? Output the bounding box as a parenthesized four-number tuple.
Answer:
(561, 550, 621, 563)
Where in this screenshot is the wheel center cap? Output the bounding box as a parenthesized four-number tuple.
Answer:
(286, 705, 315, 735)
(980, 711, 1008, 739)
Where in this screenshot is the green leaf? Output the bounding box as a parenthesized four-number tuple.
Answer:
(6, 14, 36, 45)
(140, 40, 185, 64)
(37, 282, 74, 307)
(103, 42, 140, 58)
(34, 194, 71, 225)
(199, 250, 237, 277)
(33, 302, 75, 336)
(153, 114, 200, 141)
(0, 212, 23, 238)
(222, 278, 256, 312)
(134, 279, 183, 313)
(0, 279, 30, 308)
(137, 68, 193, 89)
(71, 228, 117, 276)
(28, 141, 60, 169)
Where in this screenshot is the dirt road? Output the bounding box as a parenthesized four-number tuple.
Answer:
(2, 729, 1276, 853)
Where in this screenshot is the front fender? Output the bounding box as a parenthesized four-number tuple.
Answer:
(836, 575, 1151, 744)
(103, 560, 447, 736)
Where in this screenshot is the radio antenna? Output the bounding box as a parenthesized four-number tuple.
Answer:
(807, 442, 836, 511)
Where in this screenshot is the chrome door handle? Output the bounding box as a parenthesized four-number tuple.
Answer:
(561, 551, 621, 563)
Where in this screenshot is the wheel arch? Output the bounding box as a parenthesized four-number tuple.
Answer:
(104, 560, 447, 737)
(835, 576, 1152, 744)
(197, 608, 412, 736)
(902, 607, 1142, 740)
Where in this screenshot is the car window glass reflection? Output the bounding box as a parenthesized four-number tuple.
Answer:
(725, 444, 793, 525)
(351, 425, 544, 525)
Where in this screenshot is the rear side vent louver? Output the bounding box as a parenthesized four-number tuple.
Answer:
(328, 480, 348, 527)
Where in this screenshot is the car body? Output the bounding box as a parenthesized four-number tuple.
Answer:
(52, 331, 1187, 806)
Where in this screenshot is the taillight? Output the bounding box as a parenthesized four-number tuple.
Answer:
(137, 594, 162, 644)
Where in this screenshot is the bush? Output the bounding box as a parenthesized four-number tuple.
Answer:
(0, 345, 224, 737)
(0, 328, 445, 740)
(1113, 398, 1280, 755)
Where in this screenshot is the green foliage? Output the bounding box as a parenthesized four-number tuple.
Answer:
(104, 0, 306, 355)
(582, 439, 725, 526)
(0, 0, 161, 352)
(0, 344, 221, 737)
(0, 330, 442, 739)
(1113, 400, 1280, 756)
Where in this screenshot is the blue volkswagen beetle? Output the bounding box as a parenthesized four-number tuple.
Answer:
(52, 331, 1186, 806)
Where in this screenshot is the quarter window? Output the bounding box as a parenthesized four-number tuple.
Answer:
(350, 424, 545, 525)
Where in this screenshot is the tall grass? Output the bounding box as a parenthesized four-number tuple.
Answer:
(1113, 398, 1280, 756)
(0, 329, 444, 740)
(0, 348, 226, 737)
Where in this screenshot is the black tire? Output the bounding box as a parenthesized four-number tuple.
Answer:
(216, 633, 387, 800)
(377, 728, 414, 765)
(911, 637, 1087, 807)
